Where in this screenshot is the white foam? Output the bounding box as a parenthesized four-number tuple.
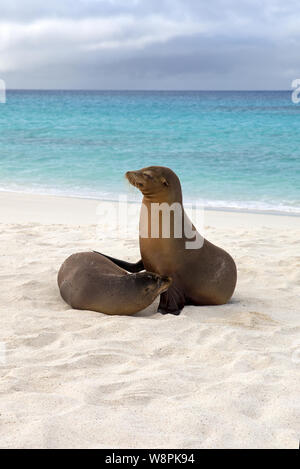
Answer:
(0, 183, 299, 216)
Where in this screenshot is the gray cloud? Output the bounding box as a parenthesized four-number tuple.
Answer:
(0, 0, 299, 89)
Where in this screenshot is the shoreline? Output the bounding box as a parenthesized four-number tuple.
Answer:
(0, 189, 300, 219)
(0, 191, 300, 231)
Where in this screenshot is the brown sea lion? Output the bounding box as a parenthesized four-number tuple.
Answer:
(57, 251, 172, 316)
(98, 166, 237, 316)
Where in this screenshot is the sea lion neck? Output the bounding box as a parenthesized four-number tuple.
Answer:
(142, 187, 183, 205)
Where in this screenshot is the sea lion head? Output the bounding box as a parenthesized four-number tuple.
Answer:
(131, 271, 172, 302)
(126, 166, 182, 203)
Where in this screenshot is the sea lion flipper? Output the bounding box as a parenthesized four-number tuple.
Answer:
(158, 284, 185, 316)
(93, 251, 144, 273)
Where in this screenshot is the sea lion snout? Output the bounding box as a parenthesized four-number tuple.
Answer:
(134, 271, 172, 295)
(157, 274, 172, 293)
(125, 171, 144, 189)
(159, 274, 172, 284)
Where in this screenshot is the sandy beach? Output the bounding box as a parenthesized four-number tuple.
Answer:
(0, 190, 299, 449)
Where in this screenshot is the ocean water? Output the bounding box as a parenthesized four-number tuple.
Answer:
(0, 90, 299, 214)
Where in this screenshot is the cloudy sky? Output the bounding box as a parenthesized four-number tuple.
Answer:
(0, 0, 299, 89)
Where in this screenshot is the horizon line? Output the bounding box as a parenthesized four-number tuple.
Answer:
(5, 88, 291, 92)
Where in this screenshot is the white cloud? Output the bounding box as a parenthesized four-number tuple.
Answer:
(0, 15, 207, 72)
(0, 0, 300, 88)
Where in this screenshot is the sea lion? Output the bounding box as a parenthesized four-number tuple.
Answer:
(98, 166, 237, 315)
(57, 251, 172, 316)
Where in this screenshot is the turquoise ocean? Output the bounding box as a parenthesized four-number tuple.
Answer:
(0, 90, 299, 214)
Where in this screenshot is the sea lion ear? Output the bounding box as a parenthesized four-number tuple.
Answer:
(160, 176, 169, 187)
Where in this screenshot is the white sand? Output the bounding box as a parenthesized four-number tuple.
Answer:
(0, 191, 299, 449)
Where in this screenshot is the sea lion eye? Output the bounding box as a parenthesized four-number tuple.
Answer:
(143, 172, 152, 180)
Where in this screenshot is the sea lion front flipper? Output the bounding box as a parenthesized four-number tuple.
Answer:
(158, 284, 185, 316)
(93, 251, 145, 273)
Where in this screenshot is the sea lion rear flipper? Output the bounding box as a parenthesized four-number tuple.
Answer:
(93, 251, 144, 273)
(158, 284, 185, 316)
